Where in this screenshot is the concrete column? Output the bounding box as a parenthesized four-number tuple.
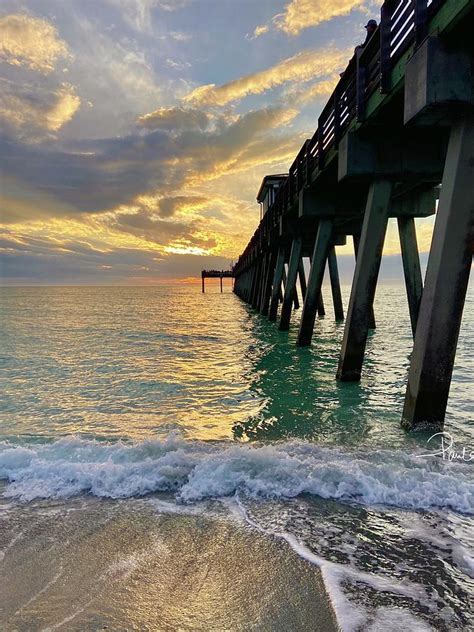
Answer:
(353, 234, 376, 329)
(279, 236, 303, 331)
(317, 289, 326, 317)
(402, 115, 474, 431)
(298, 258, 307, 300)
(328, 246, 344, 321)
(293, 282, 300, 310)
(249, 263, 258, 306)
(297, 219, 333, 346)
(260, 250, 276, 315)
(251, 258, 263, 309)
(398, 217, 423, 337)
(337, 180, 392, 381)
(268, 248, 286, 321)
(308, 254, 327, 318)
(257, 254, 267, 310)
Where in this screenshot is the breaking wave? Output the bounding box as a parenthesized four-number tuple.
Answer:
(0, 435, 472, 513)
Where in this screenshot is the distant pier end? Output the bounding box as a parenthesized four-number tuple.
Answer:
(201, 269, 234, 293)
(232, 0, 474, 432)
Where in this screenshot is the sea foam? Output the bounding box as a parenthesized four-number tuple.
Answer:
(0, 436, 472, 513)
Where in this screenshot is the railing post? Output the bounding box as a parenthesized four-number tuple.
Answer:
(380, 0, 393, 94)
(333, 90, 341, 146)
(317, 122, 324, 170)
(306, 140, 313, 185)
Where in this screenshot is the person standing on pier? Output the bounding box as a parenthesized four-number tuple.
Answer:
(355, 19, 378, 53)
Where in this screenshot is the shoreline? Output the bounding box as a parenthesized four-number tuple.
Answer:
(0, 496, 339, 631)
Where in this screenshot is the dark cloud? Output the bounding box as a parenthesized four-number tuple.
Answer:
(0, 105, 297, 222)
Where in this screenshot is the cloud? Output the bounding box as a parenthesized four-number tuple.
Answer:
(183, 47, 349, 106)
(137, 106, 210, 132)
(105, 0, 191, 32)
(0, 78, 81, 138)
(247, 24, 269, 40)
(139, 194, 209, 217)
(0, 14, 70, 73)
(275, 0, 369, 36)
(0, 104, 299, 222)
(287, 74, 340, 104)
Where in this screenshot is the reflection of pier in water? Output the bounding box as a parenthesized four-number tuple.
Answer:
(232, 0, 474, 432)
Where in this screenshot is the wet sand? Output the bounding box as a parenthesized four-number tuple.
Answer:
(0, 496, 338, 631)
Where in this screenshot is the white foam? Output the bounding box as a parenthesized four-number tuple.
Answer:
(0, 437, 472, 515)
(231, 495, 436, 632)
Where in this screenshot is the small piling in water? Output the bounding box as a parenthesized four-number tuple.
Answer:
(201, 270, 233, 293)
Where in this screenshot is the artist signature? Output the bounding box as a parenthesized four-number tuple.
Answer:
(416, 432, 474, 462)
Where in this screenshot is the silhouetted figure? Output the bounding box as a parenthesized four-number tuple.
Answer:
(340, 19, 379, 78)
(355, 19, 378, 53)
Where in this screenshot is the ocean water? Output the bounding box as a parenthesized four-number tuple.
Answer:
(0, 283, 473, 630)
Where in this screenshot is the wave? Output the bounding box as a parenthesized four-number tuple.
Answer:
(0, 436, 473, 513)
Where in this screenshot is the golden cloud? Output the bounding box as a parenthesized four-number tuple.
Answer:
(250, 25, 269, 39)
(137, 106, 210, 131)
(0, 81, 80, 136)
(275, 0, 368, 36)
(289, 74, 340, 104)
(183, 48, 349, 106)
(0, 14, 70, 74)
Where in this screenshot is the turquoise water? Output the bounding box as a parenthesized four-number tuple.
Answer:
(0, 284, 473, 630)
(1, 284, 472, 445)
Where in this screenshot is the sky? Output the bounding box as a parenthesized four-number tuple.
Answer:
(0, 0, 437, 285)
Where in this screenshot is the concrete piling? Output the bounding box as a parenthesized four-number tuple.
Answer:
(397, 217, 423, 337)
(402, 115, 474, 430)
(328, 246, 344, 321)
(337, 180, 392, 381)
(279, 236, 303, 330)
(297, 219, 333, 346)
(269, 248, 286, 322)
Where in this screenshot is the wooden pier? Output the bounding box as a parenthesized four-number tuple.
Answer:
(201, 269, 234, 293)
(232, 0, 473, 431)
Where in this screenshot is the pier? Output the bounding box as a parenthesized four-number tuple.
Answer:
(232, 0, 473, 431)
(201, 269, 234, 293)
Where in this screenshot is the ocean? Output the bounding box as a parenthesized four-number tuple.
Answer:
(0, 284, 473, 631)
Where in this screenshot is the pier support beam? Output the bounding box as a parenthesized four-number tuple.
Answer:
(337, 180, 392, 381)
(251, 259, 263, 309)
(298, 258, 307, 300)
(353, 235, 376, 330)
(260, 250, 276, 315)
(297, 219, 333, 346)
(280, 236, 303, 330)
(328, 246, 344, 321)
(268, 248, 286, 321)
(317, 289, 326, 317)
(402, 116, 474, 431)
(398, 217, 423, 336)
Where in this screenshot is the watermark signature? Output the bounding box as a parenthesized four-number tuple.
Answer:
(416, 432, 474, 462)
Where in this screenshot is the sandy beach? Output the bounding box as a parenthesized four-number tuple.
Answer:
(0, 495, 338, 631)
